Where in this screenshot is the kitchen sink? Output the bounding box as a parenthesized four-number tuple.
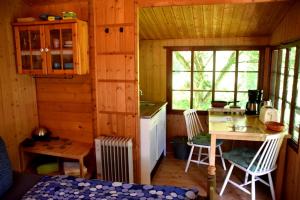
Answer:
(140, 101, 156, 106)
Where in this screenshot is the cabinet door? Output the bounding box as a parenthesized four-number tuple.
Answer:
(150, 124, 157, 171)
(14, 26, 46, 74)
(157, 108, 166, 158)
(44, 24, 77, 74)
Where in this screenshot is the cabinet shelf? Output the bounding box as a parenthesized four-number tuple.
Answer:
(50, 50, 73, 55)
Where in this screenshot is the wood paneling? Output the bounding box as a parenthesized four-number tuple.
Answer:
(138, 0, 292, 8)
(139, 3, 292, 40)
(26, 1, 94, 144)
(0, 0, 38, 170)
(36, 76, 93, 143)
(93, 0, 140, 182)
(139, 37, 269, 102)
(270, 2, 300, 200)
(271, 1, 300, 45)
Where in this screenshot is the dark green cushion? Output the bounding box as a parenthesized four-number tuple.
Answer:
(191, 133, 223, 146)
(0, 137, 13, 197)
(223, 148, 258, 171)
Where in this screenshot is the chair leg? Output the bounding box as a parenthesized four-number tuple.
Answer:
(185, 145, 194, 173)
(244, 173, 249, 184)
(218, 146, 226, 170)
(219, 163, 234, 196)
(268, 173, 275, 200)
(197, 147, 202, 165)
(251, 175, 256, 200)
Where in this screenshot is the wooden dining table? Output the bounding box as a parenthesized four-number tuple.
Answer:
(207, 111, 289, 200)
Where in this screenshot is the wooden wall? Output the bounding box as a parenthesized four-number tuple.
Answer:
(270, 2, 300, 200)
(28, 0, 94, 144)
(139, 37, 270, 148)
(92, 0, 140, 182)
(0, 0, 38, 170)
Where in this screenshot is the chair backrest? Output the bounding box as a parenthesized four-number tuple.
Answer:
(248, 133, 284, 173)
(183, 109, 204, 140)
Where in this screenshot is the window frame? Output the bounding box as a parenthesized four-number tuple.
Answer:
(166, 46, 264, 114)
(270, 42, 300, 152)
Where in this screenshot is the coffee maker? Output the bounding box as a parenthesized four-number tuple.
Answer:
(246, 90, 263, 115)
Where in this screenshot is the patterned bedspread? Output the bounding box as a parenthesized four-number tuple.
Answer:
(22, 175, 198, 200)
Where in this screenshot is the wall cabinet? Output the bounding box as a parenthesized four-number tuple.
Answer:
(140, 105, 166, 184)
(13, 19, 89, 75)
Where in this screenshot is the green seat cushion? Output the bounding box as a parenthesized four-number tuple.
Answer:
(191, 133, 223, 146)
(223, 148, 258, 171)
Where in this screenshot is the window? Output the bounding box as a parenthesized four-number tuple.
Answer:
(167, 48, 261, 111)
(270, 45, 300, 148)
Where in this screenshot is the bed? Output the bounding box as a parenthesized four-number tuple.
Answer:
(1, 137, 198, 200)
(20, 175, 198, 200)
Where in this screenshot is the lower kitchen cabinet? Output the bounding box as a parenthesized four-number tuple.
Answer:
(140, 105, 166, 184)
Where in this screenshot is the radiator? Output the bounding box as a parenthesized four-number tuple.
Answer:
(95, 136, 133, 183)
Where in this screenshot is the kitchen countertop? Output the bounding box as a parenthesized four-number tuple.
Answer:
(140, 101, 167, 119)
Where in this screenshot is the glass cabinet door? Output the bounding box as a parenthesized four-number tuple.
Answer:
(45, 24, 75, 74)
(16, 26, 45, 73)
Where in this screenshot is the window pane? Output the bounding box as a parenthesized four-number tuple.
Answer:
(237, 72, 258, 91)
(286, 75, 294, 103)
(237, 92, 248, 108)
(172, 51, 191, 71)
(194, 72, 212, 90)
(277, 99, 282, 117)
(286, 47, 296, 103)
(293, 109, 300, 143)
(238, 50, 259, 71)
(172, 72, 191, 90)
(281, 49, 286, 72)
(215, 92, 234, 102)
(172, 91, 190, 110)
(215, 72, 235, 91)
(216, 51, 236, 71)
(270, 50, 278, 97)
(283, 103, 291, 125)
(289, 47, 296, 74)
(279, 74, 284, 97)
(193, 91, 212, 110)
(194, 51, 213, 71)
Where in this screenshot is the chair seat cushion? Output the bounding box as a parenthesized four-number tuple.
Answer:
(223, 148, 258, 171)
(191, 133, 223, 146)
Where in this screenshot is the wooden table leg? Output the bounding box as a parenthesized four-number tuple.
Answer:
(79, 158, 84, 178)
(208, 134, 217, 200)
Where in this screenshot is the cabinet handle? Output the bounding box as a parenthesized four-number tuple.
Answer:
(45, 48, 49, 52)
(104, 28, 109, 33)
(40, 48, 44, 52)
(119, 27, 124, 33)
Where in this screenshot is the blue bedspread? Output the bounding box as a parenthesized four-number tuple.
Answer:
(22, 175, 198, 200)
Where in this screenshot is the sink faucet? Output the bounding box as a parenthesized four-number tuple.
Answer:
(139, 89, 143, 96)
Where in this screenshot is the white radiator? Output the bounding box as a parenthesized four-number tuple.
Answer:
(95, 136, 133, 183)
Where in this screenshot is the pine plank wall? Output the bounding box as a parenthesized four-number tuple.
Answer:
(0, 0, 38, 170)
(0, 1, 300, 197)
(270, 2, 300, 199)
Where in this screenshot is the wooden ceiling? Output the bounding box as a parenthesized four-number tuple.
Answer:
(139, 2, 293, 40)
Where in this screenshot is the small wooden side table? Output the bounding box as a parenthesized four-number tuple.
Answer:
(20, 138, 92, 178)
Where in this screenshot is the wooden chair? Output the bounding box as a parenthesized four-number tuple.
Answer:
(183, 109, 226, 172)
(219, 133, 284, 200)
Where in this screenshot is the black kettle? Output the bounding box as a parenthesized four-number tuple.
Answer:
(32, 127, 51, 141)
